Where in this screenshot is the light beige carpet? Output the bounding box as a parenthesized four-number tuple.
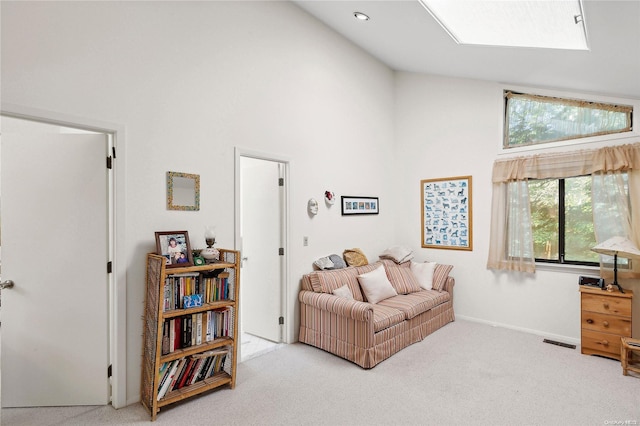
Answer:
(3, 319, 640, 425)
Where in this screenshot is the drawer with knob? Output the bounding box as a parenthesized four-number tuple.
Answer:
(579, 287, 633, 361)
(581, 311, 631, 335)
(581, 293, 631, 316)
(581, 329, 624, 357)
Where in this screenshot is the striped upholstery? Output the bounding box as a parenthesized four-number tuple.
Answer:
(357, 261, 421, 294)
(299, 269, 456, 369)
(380, 258, 411, 269)
(384, 265, 422, 294)
(378, 290, 450, 320)
(355, 262, 382, 275)
(370, 304, 406, 332)
(307, 267, 364, 301)
(432, 264, 453, 291)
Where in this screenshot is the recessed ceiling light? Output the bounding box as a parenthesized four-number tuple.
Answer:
(353, 11, 370, 21)
(418, 0, 588, 50)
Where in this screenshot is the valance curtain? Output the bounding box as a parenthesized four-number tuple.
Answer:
(487, 143, 640, 275)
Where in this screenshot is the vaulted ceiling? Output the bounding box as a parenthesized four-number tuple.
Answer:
(293, 1, 640, 99)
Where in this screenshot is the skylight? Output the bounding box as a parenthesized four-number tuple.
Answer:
(418, 0, 589, 50)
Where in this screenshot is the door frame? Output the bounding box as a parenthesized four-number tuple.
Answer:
(234, 147, 290, 350)
(1, 103, 127, 409)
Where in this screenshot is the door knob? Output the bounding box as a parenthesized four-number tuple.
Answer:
(0, 280, 15, 289)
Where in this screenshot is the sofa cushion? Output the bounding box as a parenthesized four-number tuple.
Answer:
(332, 284, 354, 300)
(355, 261, 381, 275)
(370, 304, 406, 332)
(432, 264, 454, 291)
(378, 290, 451, 320)
(410, 261, 437, 290)
(308, 267, 364, 301)
(384, 265, 422, 294)
(357, 264, 397, 304)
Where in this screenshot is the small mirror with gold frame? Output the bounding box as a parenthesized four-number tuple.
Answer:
(167, 171, 200, 211)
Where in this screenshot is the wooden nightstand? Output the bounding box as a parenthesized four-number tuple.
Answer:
(580, 286, 633, 360)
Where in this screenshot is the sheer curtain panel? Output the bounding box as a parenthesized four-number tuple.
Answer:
(487, 143, 640, 274)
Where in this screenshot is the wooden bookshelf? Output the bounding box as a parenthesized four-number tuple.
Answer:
(141, 249, 240, 420)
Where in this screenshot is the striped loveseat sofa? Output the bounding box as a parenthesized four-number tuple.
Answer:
(299, 259, 455, 368)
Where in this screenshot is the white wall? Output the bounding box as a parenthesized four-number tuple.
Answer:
(3, 0, 639, 407)
(1, 1, 395, 404)
(394, 71, 640, 342)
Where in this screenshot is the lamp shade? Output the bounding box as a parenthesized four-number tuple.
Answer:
(591, 236, 640, 259)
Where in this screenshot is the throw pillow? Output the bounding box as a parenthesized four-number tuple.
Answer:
(332, 284, 354, 300)
(410, 261, 437, 290)
(328, 254, 346, 269)
(343, 248, 369, 267)
(379, 246, 414, 264)
(313, 254, 346, 270)
(385, 265, 422, 294)
(313, 256, 334, 270)
(432, 264, 454, 292)
(357, 264, 397, 304)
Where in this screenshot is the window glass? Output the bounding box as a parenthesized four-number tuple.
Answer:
(528, 174, 629, 266)
(505, 91, 633, 148)
(564, 177, 598, 263)
(529, 179, 559, 261)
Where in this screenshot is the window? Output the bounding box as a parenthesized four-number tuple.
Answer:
(528, 174, 629, 266)
(504, 91, 633, 149)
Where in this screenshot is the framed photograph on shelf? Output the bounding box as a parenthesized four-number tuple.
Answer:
(341, 196, 379, 215)
(421, 176, 472, 251)
(155, 230, 193, 267)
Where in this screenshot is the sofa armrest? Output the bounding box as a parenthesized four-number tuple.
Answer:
(443, 276, 455, 302)
(299, 290, 373, 322)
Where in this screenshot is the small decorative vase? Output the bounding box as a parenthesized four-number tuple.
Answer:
(201, 247, 219, 261)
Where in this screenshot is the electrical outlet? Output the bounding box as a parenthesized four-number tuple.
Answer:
(303, 236, 309, 246)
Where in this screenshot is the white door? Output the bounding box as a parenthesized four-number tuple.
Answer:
(240, 157, 283, 343)
(1, 129, 110, 407)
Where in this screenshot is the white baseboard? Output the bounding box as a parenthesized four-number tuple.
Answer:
(456, 315, 580, 346)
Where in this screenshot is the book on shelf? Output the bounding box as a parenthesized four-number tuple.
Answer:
(157, 359, 180, 401)
(188, 358, 205, 386)
(161, 320, 170, 355)
(196, 313, 203, 346)
(169, 319, 175, 352)
(166, 358, 187, 394)
(156, 347, 231, 399)
(177, 358, 196, 390)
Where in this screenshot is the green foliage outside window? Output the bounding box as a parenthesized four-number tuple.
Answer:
(505, 92, 632, 148)
(529, 177, 598, 264)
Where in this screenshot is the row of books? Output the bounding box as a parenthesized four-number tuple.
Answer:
(202, 274, 231, 304)
(163, 272, 231, 311)
(156, 348, 229, 400)
(161, 308, 232, 355)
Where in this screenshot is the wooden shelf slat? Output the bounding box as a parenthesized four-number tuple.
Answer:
(160, 337, 234, 363)
(157, 372, 232, 408)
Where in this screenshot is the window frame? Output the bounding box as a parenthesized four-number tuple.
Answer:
(531, 177, 599, 267)
(504, 91, 633, 149)
(499, 86, 640, 155)
(530, 173, 630, 268)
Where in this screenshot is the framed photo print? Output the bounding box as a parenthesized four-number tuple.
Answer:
(155, 231, 193, 267)
(341, 196, 379, 215)
(421, 176, 472, 251)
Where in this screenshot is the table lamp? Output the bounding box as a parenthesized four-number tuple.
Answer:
(591, 236, 640, 293)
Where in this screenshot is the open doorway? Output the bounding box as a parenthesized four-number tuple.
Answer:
(236, 151, 288, 362)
